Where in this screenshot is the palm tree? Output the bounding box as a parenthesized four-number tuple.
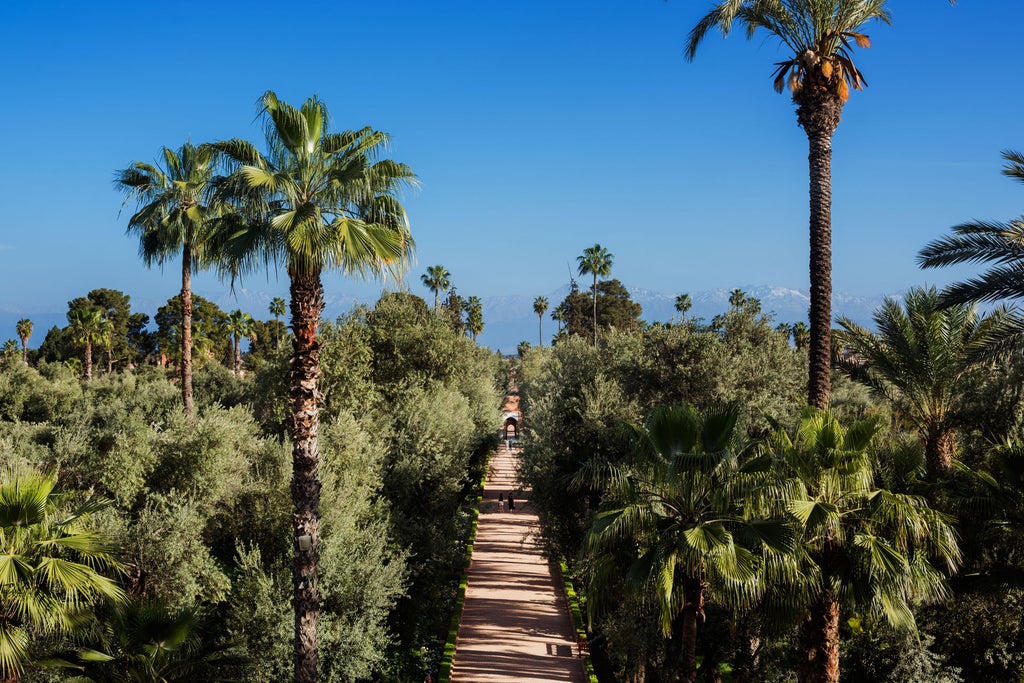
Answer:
(14, 319, 31, 365)
(551, 304, 565, 334)
(918, 150, 1024, 304)
(420, 264, 451, 308)
(70, 599, 246, 682)
(577, 244, 614, 346)
(686, 1, 897, 409)
(0, 468, 126, 681)
(116, 142, 230, 416)
(729, 288, 748, 309)
(533, 296, 549, 346)
(98, 316, 115, 375)
(269, 296, 286, 348)
(835, 286, 1016, 476)
(464, 295, 484, 341)
(209, 91, 415, 683)
(674, 293, 692, 322)
(575, 404, 793, 683)
(764, 410, 960, 683)
(226, 309, 256, 376)
(792, 321, 811, 351)
(68, 307, 105, 380)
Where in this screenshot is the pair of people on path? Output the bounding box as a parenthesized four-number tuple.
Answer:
(496, 491, 516, 513)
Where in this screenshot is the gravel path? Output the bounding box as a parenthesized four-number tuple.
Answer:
(450, 439, 587, 683)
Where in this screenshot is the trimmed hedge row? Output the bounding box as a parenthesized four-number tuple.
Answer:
(560, 559, 600, 683)
(437, 454, 489, 683)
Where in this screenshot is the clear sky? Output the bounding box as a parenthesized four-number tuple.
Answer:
(2, 1, 1022, 324)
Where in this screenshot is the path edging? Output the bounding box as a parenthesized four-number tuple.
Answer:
(437, 455, 489, 683)
(559, 559, 600, 683)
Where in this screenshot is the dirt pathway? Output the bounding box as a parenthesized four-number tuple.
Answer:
(450, 439, 587, 683)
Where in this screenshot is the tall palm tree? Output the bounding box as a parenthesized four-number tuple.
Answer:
(574, 404, 793, 683)
(98, 316, 115, 375)
(116, 142, 230, 416)
(729, 288, 748, 309)
(209, 90, 415, 683)
(14, 319, 31, 365)
(835, 286, 1016, 476)
(464, 295, 484, 341)
(918, 150, 1024, 304)
(0, 468, 126, 681)
(674, 293, 692, 322)
(420, 264, 451, 308)
(269, 296, 287, 348)
(686, 1, 896, 409)
(533, 296, 548, 346)
(792, 321, 811, 351)
(577, 244, 614, 346)
(764, 410, 960, 683)
(68, 307, 105, 381)
(551, 304, 565, 333)
(226, 309, 256, 376)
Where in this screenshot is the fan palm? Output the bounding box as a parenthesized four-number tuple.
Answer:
(464, 296, 484, 341)
(574, 404, 794, 683)
(14, 320, 31, 366)
(225, 310, 255, 377)
(420, 265, 451, 308)
(918, 150, 1024, 304)
(764, 409, 960, 683)
(68, 599, 245, 683)
(209, 90, 415, 683)
(533, 296, 548, 346)
(686, 1, 896, 409)
(67, 308, 105, 381)
(269, 297, 286, 348)
(835, 286, 1018, 476)
(674, 294, 692, 323)
(577, 244, 614, 346)
(116, 142, 231, 416)
(0, 468, 125, 681)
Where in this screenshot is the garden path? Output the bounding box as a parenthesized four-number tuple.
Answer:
(449, 438, 587, 683)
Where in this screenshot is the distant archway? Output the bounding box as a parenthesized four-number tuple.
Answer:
(503, 416, 519, 440)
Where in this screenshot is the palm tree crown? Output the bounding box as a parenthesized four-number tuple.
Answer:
(918, 150, 1024, 305)
(0, 468, 126, 679)
(577, 244, 614, 346)
(421, 265, 452, 308)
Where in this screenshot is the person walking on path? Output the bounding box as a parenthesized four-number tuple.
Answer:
(507, 490, 515, 512)
(498, 493, 505, 513)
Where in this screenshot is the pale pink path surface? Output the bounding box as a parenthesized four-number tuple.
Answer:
(450, 440, 587, 683)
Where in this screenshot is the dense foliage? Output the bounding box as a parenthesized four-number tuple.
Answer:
(0, 290, 501, 682)
(518, 293, 1024, 683)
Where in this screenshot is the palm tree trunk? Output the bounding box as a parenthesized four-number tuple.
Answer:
(233, 334, 242, 377)
(181, 237, 194, 417)
(83, 340, 92, 380)
(675, 576, 704, 683)
(434, 288, 439, 309)
(796, 89, 843, 410)
(288, 269, 324, 683)
(21, 343, 27, 365)
(538, 315, 543, 347)
(797, 590, 840, 683)
(924, 424, 955, 476)
(592, 274, 598, 346)
(106, 348, 113, 374)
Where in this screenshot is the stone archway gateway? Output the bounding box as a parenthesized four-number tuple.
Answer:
(501, 394, 521, 440)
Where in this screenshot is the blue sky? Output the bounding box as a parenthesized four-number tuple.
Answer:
(2, 1, 1022, 331)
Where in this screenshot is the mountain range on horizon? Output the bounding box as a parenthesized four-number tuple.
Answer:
(0, 284, 891, 356)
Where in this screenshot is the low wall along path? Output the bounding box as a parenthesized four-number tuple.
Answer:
(449, 418, 587, 682)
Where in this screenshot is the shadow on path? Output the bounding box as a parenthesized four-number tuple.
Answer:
(450, 437, 586, 683)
